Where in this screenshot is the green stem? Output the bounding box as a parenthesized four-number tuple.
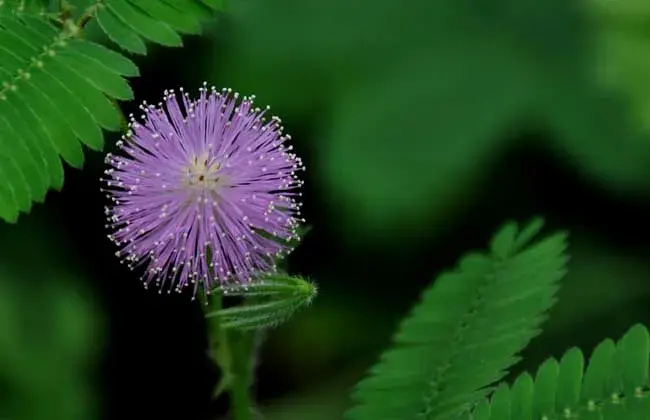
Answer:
(228, 329, 256, 420)
(202, 289, 255, 420)
(202, 289, 228, 393)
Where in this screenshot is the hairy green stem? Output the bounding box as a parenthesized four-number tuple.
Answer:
(228, 329, 256, 420)
(202, 289, 255, 420)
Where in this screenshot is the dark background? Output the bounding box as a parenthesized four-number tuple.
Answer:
(3, 0, 650, 419)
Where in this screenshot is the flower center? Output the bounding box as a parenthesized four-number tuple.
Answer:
(183, 153, 224, 191)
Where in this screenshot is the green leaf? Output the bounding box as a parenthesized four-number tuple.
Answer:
(13, 71, 85, 166)
(199, 0, 223, 8)
(43, 58, 122, 130)
(620, 324, 649, 394)
(0, 0, 49, 14)
(66, 39, 139, 77)
(490, 221, 519, 260)
(2, 88, 63, 190)
(608, 340, 626, 395)
(533, 359, 560, 419)
(472, 400, 491, 420)
(107, 0, 182, 47)
(206, 274, 317, 331)
(0, 12, 141, 221)
(162, 0, 213, 20)
(510, 373, 534, 420)
(96, 6, 147, 54)
(0, 101, 48, 199)
(95, 0, 219, 53)
(581, 339, 617, 403)
(489, 385, 511, 419)
(345, 219, 569, 420)
(54, 50, 134, 100)
(470, 324, 650, 420)
(134, 0, 202, 34)
(0, 158, 19, 221)
(31, 61, 105, 151)
(555, 348, 584, 413)
(512, 218, 545, 252)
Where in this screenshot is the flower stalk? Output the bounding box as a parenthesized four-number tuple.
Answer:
(202, 289, 256, 420)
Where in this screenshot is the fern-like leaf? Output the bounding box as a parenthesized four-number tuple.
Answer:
(0, 0, 49, 14)
(95, 0, 222, 54)
(464, 324, 650, 419)
(345, 218, 569, 420)
(0, 8, 140, 222)
(0, 0, 222, 222)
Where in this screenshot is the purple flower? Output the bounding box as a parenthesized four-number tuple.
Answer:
(102, 84, 304, 296)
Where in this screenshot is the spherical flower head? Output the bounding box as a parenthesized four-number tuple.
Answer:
(102, 84, 304, 296)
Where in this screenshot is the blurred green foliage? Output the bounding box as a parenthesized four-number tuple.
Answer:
(219, 0, 650, 240)
(0, 219, 101, 420)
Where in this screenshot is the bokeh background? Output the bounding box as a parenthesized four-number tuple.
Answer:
(3, 0, 650, 418)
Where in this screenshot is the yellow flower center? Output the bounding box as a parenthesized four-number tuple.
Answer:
(183, 153, 224, 191)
